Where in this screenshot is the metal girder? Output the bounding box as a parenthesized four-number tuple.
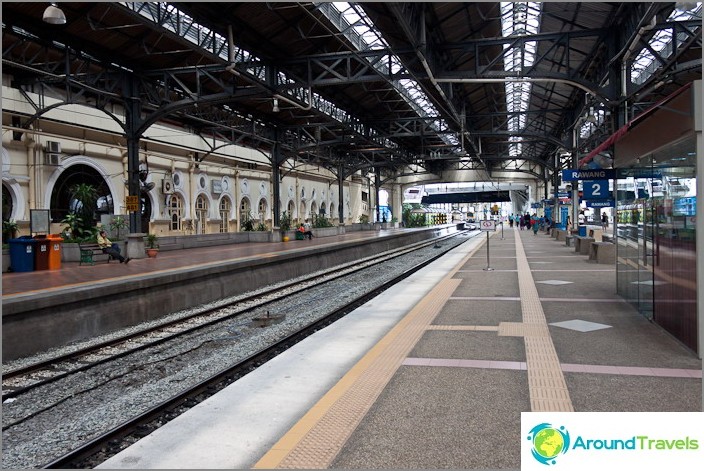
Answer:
(625, 19, 702, 96)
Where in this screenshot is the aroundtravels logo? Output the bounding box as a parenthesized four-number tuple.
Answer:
(526, 423, 571, 465)
(522, 413, 704, 470)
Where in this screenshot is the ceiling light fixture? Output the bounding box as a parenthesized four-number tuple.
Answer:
(43, 3, 66, 25)
(272, 98, 280, 112)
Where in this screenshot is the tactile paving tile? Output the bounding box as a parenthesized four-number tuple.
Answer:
(498, 322, 549, 338)
(427, 325, 499, 331)
(254, 277, 463, 469)
(515, 230, 574, 412)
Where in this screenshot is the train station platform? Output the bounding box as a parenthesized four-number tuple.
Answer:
(2, 226, 455, 361)
(98, 227, 702, 469)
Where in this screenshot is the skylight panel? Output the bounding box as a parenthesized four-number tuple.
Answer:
(631, 3, 702, 84)
(500, 2, 542, 157)
(325, 3, 457, 147)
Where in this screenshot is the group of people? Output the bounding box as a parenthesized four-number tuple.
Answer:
(297, 223, 314, 240)
(506, 211, 609, 233)
(507, 213, 552, 235)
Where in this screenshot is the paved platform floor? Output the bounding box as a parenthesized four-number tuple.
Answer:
(98, 227, 701, 469)
(255, 228, 701, 469)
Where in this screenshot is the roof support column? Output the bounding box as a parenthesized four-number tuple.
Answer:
(271, 138, 282, 228)
(125, 76, 143, 234)
(374, 168, 381, 223)
(571, 128, 580, 233)
(337, 163, 345, 226)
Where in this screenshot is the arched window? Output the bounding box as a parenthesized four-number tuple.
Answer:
(299, 201, 307, 222)
(2, 184, 13, 223)
(240, 196, 252, 230)
(310, 201, 318, 216)
(219, 196, 231, 233)
(168, 194, 183, 231)
(195, 194, 208, 234)
(240, 197, 251, 219)
(49, 164, 113, 226)
(258, 198, 267, 221)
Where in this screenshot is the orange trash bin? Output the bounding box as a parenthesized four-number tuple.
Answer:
(46, 234, 63, 270)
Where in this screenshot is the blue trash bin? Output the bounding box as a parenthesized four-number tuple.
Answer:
(9, 236, 37, 272)
(578, 225, 587, 237)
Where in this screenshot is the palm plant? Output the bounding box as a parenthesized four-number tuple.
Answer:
(279, 211, 292, 232)
(108, 216, 129, 240)
(2, 219, 18, 244)
(69, 183, 99, 235)
(241, 211, 255, 231)
(146, 233, 159, 249)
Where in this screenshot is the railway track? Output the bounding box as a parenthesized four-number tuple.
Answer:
(1, 230, 478, 469)
(2, 231, 467, 400)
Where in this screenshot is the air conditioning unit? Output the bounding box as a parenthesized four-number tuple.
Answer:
(46, 141, 61, 153)
(45, 153, 61, 166)
(162, 177, 174, 194)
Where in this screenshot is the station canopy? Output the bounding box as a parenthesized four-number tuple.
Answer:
(418, 182, 521, 204)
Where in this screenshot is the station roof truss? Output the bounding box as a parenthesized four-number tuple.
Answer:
(2, 2, 701, 183)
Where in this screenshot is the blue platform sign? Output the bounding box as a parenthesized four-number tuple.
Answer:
(582, 180, 609, 200)
(586, 199, 615, 208)
(562, 169, 616, 181)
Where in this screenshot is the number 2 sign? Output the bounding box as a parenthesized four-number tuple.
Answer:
(582, 180, 609, 200)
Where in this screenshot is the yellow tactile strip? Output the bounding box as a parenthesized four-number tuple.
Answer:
(253, 277, 462, 469)
(514, 229, 574, 412)
(254, 229, 573, 468)
(427, 325, 499, 331)
(254, 236, 490, 469)
(498, 321, 549, 338)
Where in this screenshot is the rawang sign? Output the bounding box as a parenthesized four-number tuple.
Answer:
(562, 169, 616, 181)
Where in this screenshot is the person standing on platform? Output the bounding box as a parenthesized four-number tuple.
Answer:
(97, 229, 129, 263)
(602, 213, 609, 231)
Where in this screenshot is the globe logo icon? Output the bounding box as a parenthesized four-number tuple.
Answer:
(527, 423, 570, 465)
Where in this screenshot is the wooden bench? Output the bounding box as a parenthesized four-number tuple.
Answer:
(79, 242, 111, 266)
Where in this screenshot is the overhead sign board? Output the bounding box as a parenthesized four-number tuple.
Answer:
(586, 199, 615, 208)
(562, 169, 616, 181)
(479, 220, 496, 231)
(582, 180, 610, 200)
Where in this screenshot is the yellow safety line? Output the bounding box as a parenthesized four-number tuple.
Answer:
(513, 228, 574, 412)
(253, 231, 488, 469)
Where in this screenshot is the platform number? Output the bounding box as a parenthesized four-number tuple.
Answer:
(582, 180, 608, 200)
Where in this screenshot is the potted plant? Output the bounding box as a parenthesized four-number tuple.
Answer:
(145, 233, 159, 258)
(108, 216, 129, 241)
(2, 219, 19, 244)
(279, 211, 292, 241)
